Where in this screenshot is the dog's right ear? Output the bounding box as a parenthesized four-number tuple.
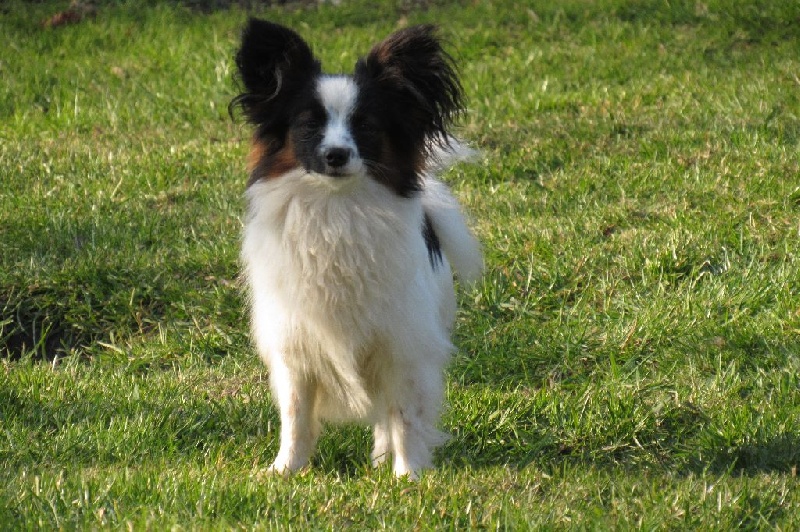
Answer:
(231, 19, 320, 128)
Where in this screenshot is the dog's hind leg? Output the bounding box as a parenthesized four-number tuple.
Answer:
(389, 407, 429, 479)
(388, 404, 447, 480)
(386, 358, 449, 479)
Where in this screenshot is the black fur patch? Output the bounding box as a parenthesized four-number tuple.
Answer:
(422, 213, 443, 269)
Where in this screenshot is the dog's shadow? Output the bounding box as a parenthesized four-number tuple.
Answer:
(301, 426, 800, 479)
(434, 390, 800, 477)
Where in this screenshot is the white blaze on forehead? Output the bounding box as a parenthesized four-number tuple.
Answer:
(317, 76, 359, 150)
(317, 76, 359, 118)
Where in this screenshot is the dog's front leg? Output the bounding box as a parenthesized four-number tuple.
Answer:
(371, 418, 392, 467)
(267, 359, 320, 475)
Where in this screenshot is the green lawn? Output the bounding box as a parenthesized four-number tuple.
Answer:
(2, 0, 799, 528)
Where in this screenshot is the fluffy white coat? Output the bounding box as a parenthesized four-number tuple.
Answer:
(242, 158, 481, 478)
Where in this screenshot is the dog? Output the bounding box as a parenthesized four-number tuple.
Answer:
(232, 18, 482, 479)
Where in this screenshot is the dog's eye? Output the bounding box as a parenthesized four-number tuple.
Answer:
(352, 116, 380, 133)
(295, 111, 324, 131)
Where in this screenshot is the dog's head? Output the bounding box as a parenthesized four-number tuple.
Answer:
(231, 19, 463, 196)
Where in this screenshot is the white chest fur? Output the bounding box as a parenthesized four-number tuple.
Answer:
(242, 171, 424, 324)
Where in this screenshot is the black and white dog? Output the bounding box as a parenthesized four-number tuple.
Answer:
(232, 19, 482, 478)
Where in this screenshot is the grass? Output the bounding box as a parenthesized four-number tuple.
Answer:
(2, 0, 799, 528)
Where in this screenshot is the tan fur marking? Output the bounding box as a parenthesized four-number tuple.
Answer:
(247, 136, 269, 174)
(247, 134, 300, 184)
(266, 137, 299, 178)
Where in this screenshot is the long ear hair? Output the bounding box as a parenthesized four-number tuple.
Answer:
(230, 18, 321, 133)
(354, 25, 464, 151)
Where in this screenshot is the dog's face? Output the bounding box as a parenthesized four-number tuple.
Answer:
(289, 76, 368, 180)
(232, 19, 463, 197)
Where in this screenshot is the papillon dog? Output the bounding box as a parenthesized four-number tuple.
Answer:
(232, 18, 483, 479)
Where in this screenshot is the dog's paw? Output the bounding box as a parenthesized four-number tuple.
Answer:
(393, 466, 420, 481)
(255, 458, 306, 479)
(265, 462, 293, 477)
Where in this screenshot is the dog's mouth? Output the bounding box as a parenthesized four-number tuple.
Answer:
(323, 167, 351, 178)
(317, 160, 364, 179)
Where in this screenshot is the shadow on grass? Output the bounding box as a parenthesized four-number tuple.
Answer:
(1, 206, 240, 361)
(701, 433, 800, 476)
(5, 369, 798, 480)
(3, 377, 383, 480)
(1, 379, 276, 467)
(440, 430, 800, 479)
(1, 268, 172, 361)
(440, 356, 800, 478)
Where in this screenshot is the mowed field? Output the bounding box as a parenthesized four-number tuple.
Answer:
(1, 0, 799, 528)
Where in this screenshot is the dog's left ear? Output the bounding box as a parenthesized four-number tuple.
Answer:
(231, 18, 320, 131)
(355, 25, 464, 144)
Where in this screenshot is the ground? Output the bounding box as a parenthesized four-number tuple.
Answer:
(1, 0, 799, 528)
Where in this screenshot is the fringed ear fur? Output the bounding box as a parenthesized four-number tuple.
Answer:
(354, 25, 464, 148)
(230, 19, 321, 131)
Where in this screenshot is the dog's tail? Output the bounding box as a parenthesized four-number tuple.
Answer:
(422, 139, 484, 285)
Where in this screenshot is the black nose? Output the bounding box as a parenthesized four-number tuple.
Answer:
(324, 147, 351, 168)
